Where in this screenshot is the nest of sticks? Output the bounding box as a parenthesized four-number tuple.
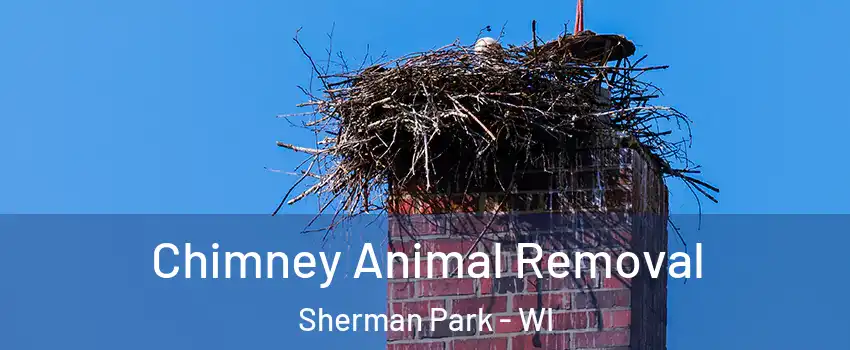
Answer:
(277, 29, 718, 227)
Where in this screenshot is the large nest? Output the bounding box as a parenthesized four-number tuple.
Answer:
(277, 29, 718, 225)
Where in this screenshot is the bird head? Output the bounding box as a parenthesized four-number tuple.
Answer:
(474, 37, 502, 55)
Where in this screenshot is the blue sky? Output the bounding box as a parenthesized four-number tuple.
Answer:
(1, 0, 849, 349)
(2, 0, 848, 214)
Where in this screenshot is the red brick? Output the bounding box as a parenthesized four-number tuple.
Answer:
(452, 296, 508, 315)
(389, 259, 406, 280)
(489, 277, 524, 294)
(388, 215, 444, 237)
(393, 239, 473, 256)
(540, 333, 571, 348)
(419, 279, 475, 297)
(548, 274, 599, 291)
(387, 326, 415, 341)
(573, 290, 630, 309)
(551, 311, 591, 330)
(511, 333, 570, 350)
(602, 310, 631, 329)
(574, 330, 630, 348)
(602, 276, 631, 289)
(391, 282, 416, 300)
(389, 342, 445, 350)
(480, 278, 493, 294)
(525, 276, 541, 292)
(422, 239, 473, 255)
(513, 293, 570, 311)
(450, 337, 508, 350)
(391, 300, 447, 317)
(510, 335, 536, 350)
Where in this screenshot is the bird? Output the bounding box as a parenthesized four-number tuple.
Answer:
(474, 37, 502, 55)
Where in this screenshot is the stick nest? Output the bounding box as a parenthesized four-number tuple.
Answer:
(277, 30, 718, 225)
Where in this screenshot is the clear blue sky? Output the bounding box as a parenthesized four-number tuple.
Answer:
(1, 0, 848, 349)
(2, 0, 848, 214)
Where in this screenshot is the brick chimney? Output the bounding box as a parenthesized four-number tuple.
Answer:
(387, 133, 669, 349)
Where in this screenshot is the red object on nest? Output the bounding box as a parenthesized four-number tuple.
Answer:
(574, 0, 585, 33)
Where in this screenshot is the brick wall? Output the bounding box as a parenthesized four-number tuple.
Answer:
(387, 143, 668, 350)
